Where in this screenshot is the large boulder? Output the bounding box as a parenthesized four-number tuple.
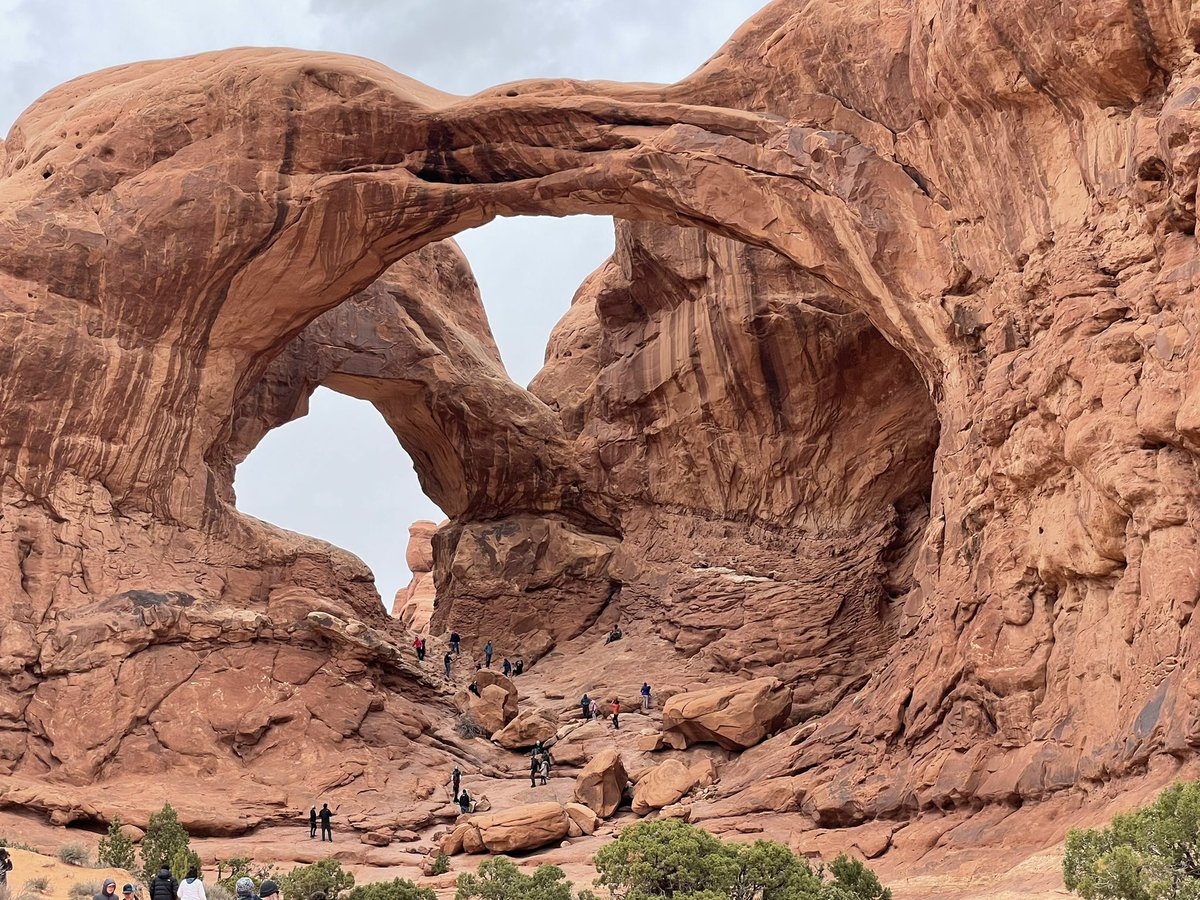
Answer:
(455, 684, 516, 735)
(452, 802, 572, 854)
(631, 759, 700, 816)
(661, 678, 792, 750)
(492, 708, 559, 749)
(573, 748, 628, 818)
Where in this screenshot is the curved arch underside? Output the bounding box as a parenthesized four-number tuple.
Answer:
(2, 0, 1200, 877)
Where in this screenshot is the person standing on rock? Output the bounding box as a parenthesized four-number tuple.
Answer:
(580, 692, 591, 720)
(611, 698, 621, 729)
(178, 865, 207, 900)
(413, 636, 425, 662)
(309, 805, 318, 839)
(450, 631, 461, 655)
(458, 788, 472, 814)
(539, 753, 551, 785)
(319, 802, 335, 842)
(484, 641, 494, 669)
(502, 658, 512, 677)
(148, 866, 177, 900)
(641, 682, 652, 712)
(514, 658, 524, 675)
(530, 752, 540, 788)
(590, 697, 600, 720)
(451, 766, 462, 801)
(443, 651, 453, 679)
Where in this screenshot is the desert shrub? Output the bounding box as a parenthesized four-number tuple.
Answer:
(346, 877, 436, 900)
(1064, 779, 1200, 900)
(57, 843, 89, 867)
(205, 884, 235, 900)
(279, 859, 354, 900)
(455, 715, 485, 739)
(431, 853, 450, 876)
(97, 817, 136, 872)
(20, 878, 48, 894)
(139, 803, 197, 883)
(69, 883, 101, 900)
(592, 818, 891, 900)
(216, 857, 278, 894)
(455, 858, 595, 900)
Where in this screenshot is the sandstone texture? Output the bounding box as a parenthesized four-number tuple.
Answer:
(573, 749, 629, 818)
(491, 708, 559, 749)
(452, 802, 572, 855)
(661, 678, 793, 750)
(631, 759, 701, 816)
(2, 2, 1200, 897)
(394, 520, 439, 632)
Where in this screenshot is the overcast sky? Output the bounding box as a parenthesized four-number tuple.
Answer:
(0, 0, 766, 608)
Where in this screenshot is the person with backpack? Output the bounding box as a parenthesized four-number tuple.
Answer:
(451, 766, 462, 801)
(178, 866, 207, 900)
(148, 866, 177, 900)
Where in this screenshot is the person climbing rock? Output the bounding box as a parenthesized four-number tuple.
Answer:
(319, 802, 334, 842)
(94, 878, 119, 900)
(641, 682, 652, 712)
(605, 626, 623, 644)
(539, 753, 550, 785)
(413, 636, 425, 662)
(502, 658, 512, 677)
(148, 866, 177, 900)
(530, 753, 540, 788)
(458, 788, 472, 814)
(468, 680, 480, 697)
(611, 698, 620, 729)
(580, 692, 591, 720)
(444, 652, 453, 679)
(0, 847, 11, 885)
(309, 804, 318, 839)
(514, 659, 524, 675)
(484, 641, 494, 669)
(178, 866, 207, 900)
(451, 766, 462, 801)
(450, 631, 461, 655)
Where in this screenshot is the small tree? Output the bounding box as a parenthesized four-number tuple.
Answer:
(171, 846, 202, 882)
(97, 817, 135, 871)
(1064, 779, 1200, 900)
(455, 858, 597, 900)
(280, 859, 355, 900)
(346, 878, 436, 900)
(139, 802, 192, 883)
(216, 858, 278, 894)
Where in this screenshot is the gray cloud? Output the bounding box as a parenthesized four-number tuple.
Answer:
(0, 0, 765, 607)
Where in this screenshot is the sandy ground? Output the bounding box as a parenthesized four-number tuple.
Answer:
(2, 847, 134, 899)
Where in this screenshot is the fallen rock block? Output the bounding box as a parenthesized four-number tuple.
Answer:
(450, 802, 572, 854)
(632, 759, 700, 816)
(574, 748, 628, 818)
(564, 802, 599, 835)
(661, 678, 791, 750)
(492, 707, 559, 748)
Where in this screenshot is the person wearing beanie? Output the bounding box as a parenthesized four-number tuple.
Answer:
(234, 876, 258, 899)
(178, 865, 207, 900)
(149, 866, 177, 900)
(257, 879, 280, 899)
(93, 878, 118, 900)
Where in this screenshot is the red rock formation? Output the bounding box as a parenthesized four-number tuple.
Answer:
(394, 520, 439, 631)
(1, 2, 1200, 895)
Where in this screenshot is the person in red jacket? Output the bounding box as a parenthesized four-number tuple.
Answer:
(611, 698, 620, 729)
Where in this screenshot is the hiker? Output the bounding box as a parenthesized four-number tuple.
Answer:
(458, 788, 472, 814)
(94, 878, 119, 900)
(450, 631, 461, 655)
(641, 682, 652, 712)
(309, 805, 318, 839)
(413, 636, 425, 662)
(178, 866, 207, 900)
(484, 641, 494, 669)
(451, 766, 462, 800)
(531, 740, 545, 759)
(258, 879, 280, 900)
(0, 847, 11, 885)
(539, 753, 551, 785)
(149, 866, 177, 900)
(502, 658, 512, 677)
(468, 680, 480, 697)
(514, 659, 524, 676)
(580, 692, 591, 720)
(443, 652, 453, 679)
(530, 753, 540, 788)
(319, 802, 334, 841)
(233, 877, 257, 900)
(590, 697, 600, 720)
(121, 885, 137, 900)
(611, 698, 621, 729)
(605, 626, 623, 644)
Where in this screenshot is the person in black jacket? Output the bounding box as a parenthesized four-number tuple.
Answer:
(309, 805, 317, 839)
(319, 802, 334, 841)
(148, 867, 177, 900)
(0, 847, 12, 885)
